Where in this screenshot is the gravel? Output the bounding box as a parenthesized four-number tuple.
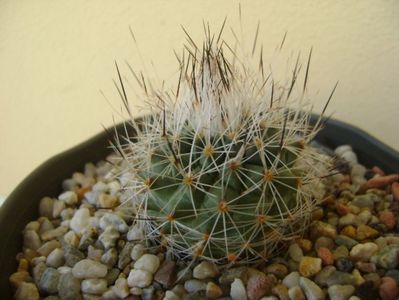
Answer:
(9, 146, 399, 299)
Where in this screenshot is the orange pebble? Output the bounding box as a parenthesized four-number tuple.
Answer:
(380, 277, 399, 300)
(322, 195, 336, 205)
(367, 174, 399, 189)
(317, 247, 334, 265)
(336, 203, 351, 216)
(372, 166, 385, 176)
(76, 186, 90, 201)
(379, 211, 397, 230)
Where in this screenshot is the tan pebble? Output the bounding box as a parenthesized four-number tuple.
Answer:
(52, 200, 65, 218)
(392, 182, 399, 202)
(356, 225, 379, 241)
(379, 276, 399, 300)
(63, 230, 80, 247)
(288, 286, 305, 300)
(349, 205, 361, 214)
(9, 271, 30, 289)
(340, 225, 357, 239)
(312, 207, 324, 221)
(193, 261, 219, 279)
(99, 193, 119, 209)
(23, 230, 42, 251)
(352, 269, 365, 286)
(88, 245, 103, 262)
(299, 257, 322, 277)
(112, 278, 130, 298)
(298, 239, 312, 253)
(37, 240, 61, 256)
(38, 197, 54, 218)
(24, 221, 40, 232)
(264, 263, 288, 279)
(367, 174, 399, 189)
(17, 258, 29, 272)
(14, 282, 39, 300)
(272, 284, 290, 300)
(379, 211, 397, 230)
(40, 226, 68, 241)
(22, 248, 40, 262)
(206, 281, 223, 299)
(333, 245, 349, 260)
(310, 221, 337, 240)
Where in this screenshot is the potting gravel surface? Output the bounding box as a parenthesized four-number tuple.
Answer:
(9, 144, 399, 300)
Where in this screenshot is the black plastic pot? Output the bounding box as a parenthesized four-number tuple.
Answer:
(1, 117, 399, 298)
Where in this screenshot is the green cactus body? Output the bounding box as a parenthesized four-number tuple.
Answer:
(119, 28, 332, 264)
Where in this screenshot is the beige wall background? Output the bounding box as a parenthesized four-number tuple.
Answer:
(1, 0, 398, 198)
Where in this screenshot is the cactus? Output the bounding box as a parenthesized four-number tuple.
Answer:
(117, 26, 332, 264)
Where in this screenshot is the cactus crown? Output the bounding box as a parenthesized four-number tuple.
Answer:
(117, 25, 332, 265)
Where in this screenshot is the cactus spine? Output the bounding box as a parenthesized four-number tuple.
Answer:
(117, 26, 332, 264)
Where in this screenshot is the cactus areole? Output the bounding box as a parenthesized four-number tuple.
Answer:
(117, 26, 332, 265)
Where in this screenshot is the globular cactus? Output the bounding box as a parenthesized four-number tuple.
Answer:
(117, 27, 332, 264)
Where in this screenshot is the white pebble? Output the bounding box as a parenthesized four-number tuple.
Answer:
(84, 191, 100, 205)
(92, 181, 109, 192)
(342, 151, 358, 165)
(46, 248, 64, 268)
(70, 208, 91, 234)
(99, 213, 128, 233)
(134, 254, 160, 274)
(299, 277, 325, 300)
(351, 164, 367, 177)
(72, 259, 107, 279)
(57, 266, 72, 275)
(230, 278, 247, 300)
(127, 225, 145, 241)
(98, 226, 120, 249)
(335, 145, 353, 156)
(350, 242, 379, 261)
(58, 191, 78, 205)
(81, 278, 108, 294)
(184, 279, 207, 293)
(108, 181, 121, 196)
(127, 269, 153, 288)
